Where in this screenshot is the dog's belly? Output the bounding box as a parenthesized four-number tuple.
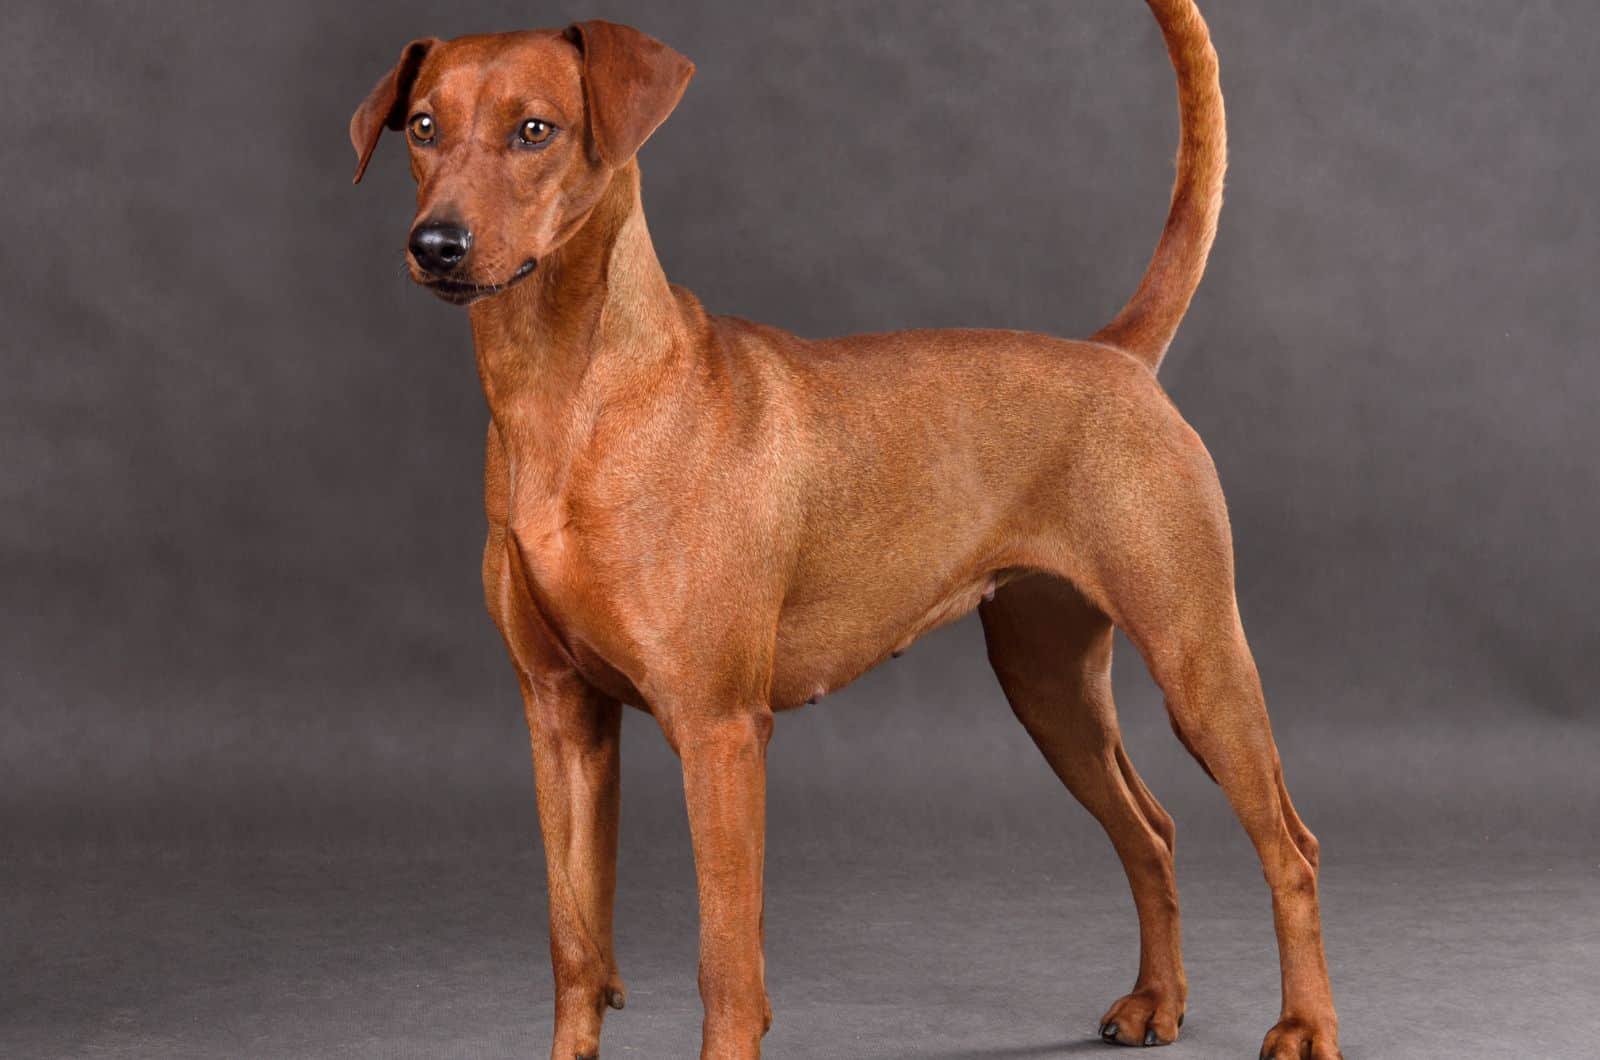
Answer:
(768, 566, 1011, 711)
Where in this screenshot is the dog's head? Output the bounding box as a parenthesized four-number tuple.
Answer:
(350, 23, 693, 305)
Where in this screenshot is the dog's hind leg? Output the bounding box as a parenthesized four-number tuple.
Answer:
(1067, 424, 1341, 1059)
(980, 574, 1187, 1047)
(1128, 604, 1340, 1060)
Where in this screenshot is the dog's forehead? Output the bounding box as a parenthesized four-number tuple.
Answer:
(416, 31, 583, 117)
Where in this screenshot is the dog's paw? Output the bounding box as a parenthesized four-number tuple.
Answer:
(1097, 989, 1183, 1047)
(1258, 1015, 1342, 1060)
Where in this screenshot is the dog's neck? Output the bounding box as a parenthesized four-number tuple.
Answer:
(467, 160, 695, 462)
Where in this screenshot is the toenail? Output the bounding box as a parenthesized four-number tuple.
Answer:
(1144, 1027, 1158, 1046)
(1100, 1021, 1119, 1041)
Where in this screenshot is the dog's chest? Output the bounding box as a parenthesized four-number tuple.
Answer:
(498, 492, 653, 705)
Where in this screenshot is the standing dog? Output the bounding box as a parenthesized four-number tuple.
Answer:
(350, 2, 1341, 1057)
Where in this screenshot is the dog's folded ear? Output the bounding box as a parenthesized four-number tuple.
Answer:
(564, 21, 695, 168)
(349, 38, 437, 185)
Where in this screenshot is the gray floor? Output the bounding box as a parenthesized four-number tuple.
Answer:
(6, 715, 1598, 1059)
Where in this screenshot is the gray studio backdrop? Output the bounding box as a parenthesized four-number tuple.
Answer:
(4, 2, 1597, 1058)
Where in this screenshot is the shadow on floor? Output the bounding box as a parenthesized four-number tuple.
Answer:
(917, 1038, 1111, 1059)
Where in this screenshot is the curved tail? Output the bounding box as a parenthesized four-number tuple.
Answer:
(1091, 0, 1226, 372)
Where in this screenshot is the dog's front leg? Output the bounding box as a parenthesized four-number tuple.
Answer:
(664, 706, 775, 1060)
(522, 669, 625, 1060)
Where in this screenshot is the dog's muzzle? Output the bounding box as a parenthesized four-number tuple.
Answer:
(417, 258, 538, 306)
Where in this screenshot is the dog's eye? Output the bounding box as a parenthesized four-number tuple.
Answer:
(518, 119, 555, 146)
(408, 113, 435, 145)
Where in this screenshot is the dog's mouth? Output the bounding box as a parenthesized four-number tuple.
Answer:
(420, 259, 538, 306)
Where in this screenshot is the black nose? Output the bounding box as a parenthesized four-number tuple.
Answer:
(408, 220, 472, 276)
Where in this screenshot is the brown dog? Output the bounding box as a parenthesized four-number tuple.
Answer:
(350, 2, 1340, 1057)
